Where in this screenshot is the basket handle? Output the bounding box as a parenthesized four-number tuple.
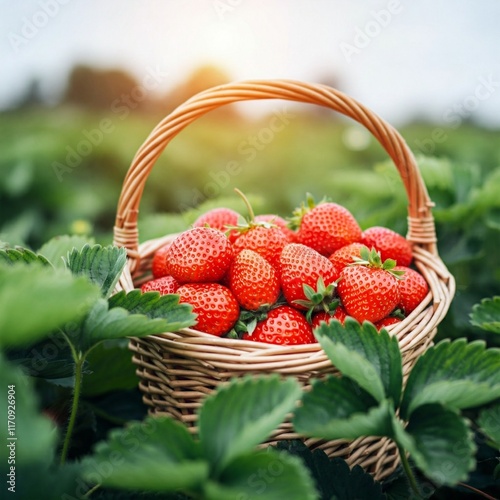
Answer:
(113, 79, 437, 272)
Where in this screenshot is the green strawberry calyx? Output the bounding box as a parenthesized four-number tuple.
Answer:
(351, 245, 405, 279)
(227, 298, 288, 338)
(288, 193, 328, 230)
(294, 276, 339, 322)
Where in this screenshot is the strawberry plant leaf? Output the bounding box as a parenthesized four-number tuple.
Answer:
(203, 450, 317, 500)
(198, 375, 301, 473)
(66, 244, 127, 298)
(0, 354, 57, 466)
(396, 404, 476, 486)
(0, 265, 100, 347)
(314, 318, 403, 404)
(81, 339, 139, 397)
(478, 403, 500, 448)
(82, 417, 208, 492)
(400, 339, 500, 420)
(470, 296, 500, 333)
(7, 335, 78, 379)
(71, 297, 194, 354)
(6, 463, 83, 500)
(273, 441, 385, 500)
(293, 376, 394, 440)
(0, 247, 51, 267)
(109, 290, 195, 326)
(38, 234, 94, 268)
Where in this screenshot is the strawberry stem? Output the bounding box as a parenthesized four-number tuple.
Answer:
(234, 188, 255, 222)
(60, 353, 84, 465)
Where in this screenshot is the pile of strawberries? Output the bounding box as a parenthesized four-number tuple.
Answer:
(141, 194, 429, 345)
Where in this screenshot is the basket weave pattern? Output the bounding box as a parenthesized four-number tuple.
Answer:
(113, 80, 455, 480)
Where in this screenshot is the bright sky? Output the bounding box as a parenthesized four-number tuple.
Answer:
(1, 0, 500, 126)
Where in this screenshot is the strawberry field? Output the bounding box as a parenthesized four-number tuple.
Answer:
(1, 105, 500, 499)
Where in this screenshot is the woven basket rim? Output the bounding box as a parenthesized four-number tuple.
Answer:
(118, 233, 454, 354)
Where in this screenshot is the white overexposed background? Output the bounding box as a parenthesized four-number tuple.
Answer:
(1, 0, 499, 126)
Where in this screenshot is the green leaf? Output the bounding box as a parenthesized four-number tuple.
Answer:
(109, 290, 196, 327)
(0, 247, 51, 267)
(399, 404, 476, 486)
(0, 353, 57, 466)
(293, 376, 394, 440)
(0, 265, 100, 347)
(470, 296, 500, 334)
(273, 441, 385, 500)
(38, 234, 94, 268)
(203, 450, 317, 500)
(83, 417, 208, 492)
(400, 339, 500, 420)
(82, 339, 139, 397)
(66, 244, 127, 298)
(478, 403, 500, 448)
(0, 462, 84, 500)
(198, 375, 302, 473)
(70, 297, 193, 354)
(6, 335, 78, 379)
(314, 318, 403, 404)
(86, 387, 148, 425)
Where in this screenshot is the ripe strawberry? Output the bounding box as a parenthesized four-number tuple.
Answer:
(242, 306, 315, 345)
(233, 226, 288, 270)
(255, 214, 298, 242)
(166, 227, 234, 283)
(375, 316, 402, 331)
(311, 306, 348, 329)
(337, 247, 402, 323)
(292, 197, 362, 256)
(279, 243, 337, 310)
(394, 266, 429, 314)
(328, 242, 366, 279)
(177, 283, 239, 336)
(193, 207, 241, 243)
(141, 275, 179, 295)
(229, 249, 280, 311)
(151, 243, 171, 278)
(362, 226, 413, 267)
(225, 190, 288, 270)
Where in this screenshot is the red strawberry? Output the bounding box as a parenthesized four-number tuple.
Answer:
(375, 316, 403, 331)
(233, 226, 288, 270)
(311, 306, 348, 329)
(177, 283, 239, 336)
(230, 189, 289, 270)
(362, 226, 413, 267)
(151, 243, 171, 278)
(293, 197, 362, 256)
(337, 247, 401, 323)
(193, 207, 241, 243)
(328, 242, 366, 279)
(279, 243, 337, 310)
(394, 266, 429, 314)
(141, 275, 179, 295)
(229, 249, 280, 311)
(242, 306, 315, 345)
(255, 214, 297, 242)
(166, 227, 234, 283)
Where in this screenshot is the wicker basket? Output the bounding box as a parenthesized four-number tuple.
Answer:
(113, 80, 455, 481)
